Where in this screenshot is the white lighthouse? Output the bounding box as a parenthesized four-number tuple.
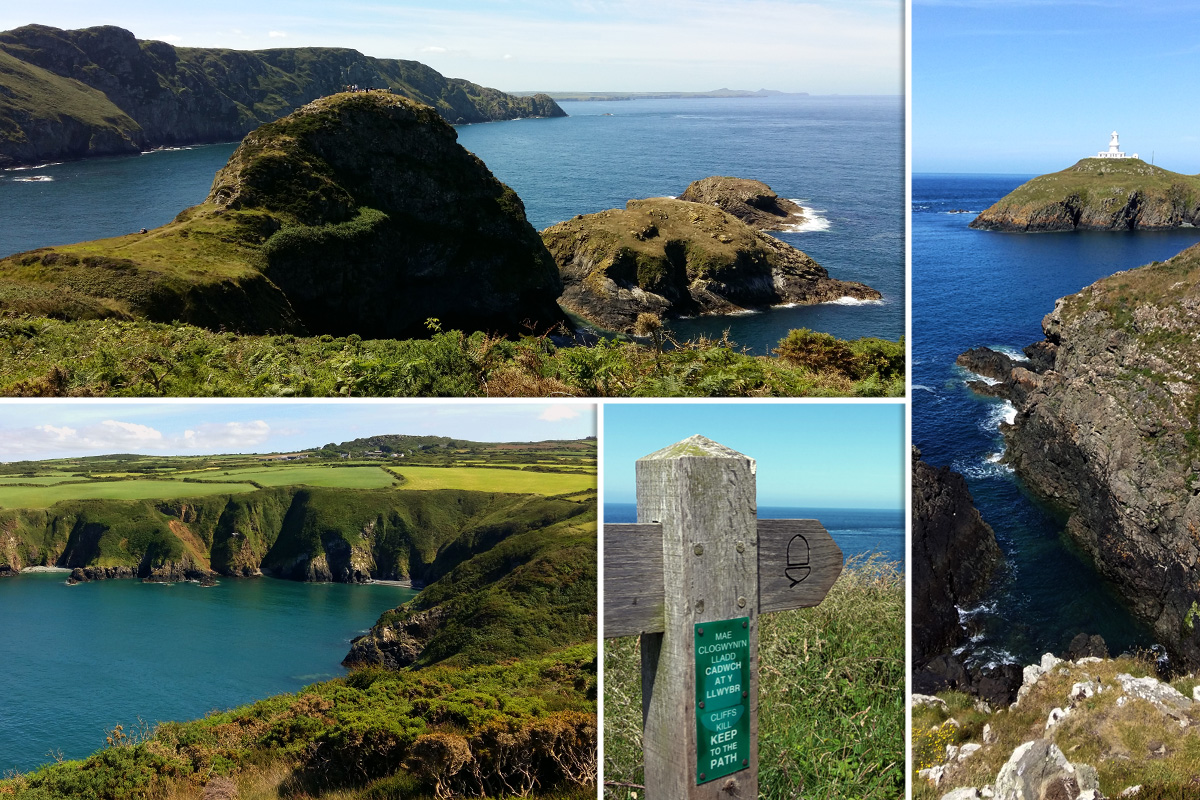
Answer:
(1096, 131, 1138, 160)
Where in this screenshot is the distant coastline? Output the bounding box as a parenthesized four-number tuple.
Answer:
(514, 88, 805, 101)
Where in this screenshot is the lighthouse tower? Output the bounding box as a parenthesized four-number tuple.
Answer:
(1096, 131, 1138, 160)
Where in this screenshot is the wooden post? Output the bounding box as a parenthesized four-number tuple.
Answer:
(604, 434, 843, 800)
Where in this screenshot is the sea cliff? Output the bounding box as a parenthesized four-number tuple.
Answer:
(0, 24, 565, 168)
(960, 242, 1200, 668)
(0, 92, 566, 338)
(971, 158, 1200, 232)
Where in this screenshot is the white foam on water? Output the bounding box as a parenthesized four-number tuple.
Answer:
(991, 345, 1030, 362)
(825, 295, 885, 306)
(913, 384, 936, 393)
(977, 375, 1001, 386)
(7, 161, 62, 171)
(777, 201, 831, 232)
(11, 175, 53, 182)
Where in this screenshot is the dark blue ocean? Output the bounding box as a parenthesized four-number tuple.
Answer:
(604, 503, 904, 569)
(0, 96, 903, 352)
(0, 573, 416, 773)
(913, 173, 1200, 667)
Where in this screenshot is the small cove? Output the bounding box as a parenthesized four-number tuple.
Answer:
(0, 572, 416, 773)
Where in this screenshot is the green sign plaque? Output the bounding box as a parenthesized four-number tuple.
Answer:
(694, 616, 750, 784)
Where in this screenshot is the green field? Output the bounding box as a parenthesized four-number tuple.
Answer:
(0, 475, 81, 485)
(391, 465, 595, 494)
(0, 480, 258, 509)
(211, 465, 397, 489)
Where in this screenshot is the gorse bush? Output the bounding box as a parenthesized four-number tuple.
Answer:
(0, 316, 904, 398)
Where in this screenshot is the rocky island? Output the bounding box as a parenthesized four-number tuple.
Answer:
(542, 186, 878, 333)
(0, 24, 565, 168)
(677, 176, 806, 231)
(0, 92, 566, 338)
(958, 242, 1200, 669)
(971, 158, 1200, 231)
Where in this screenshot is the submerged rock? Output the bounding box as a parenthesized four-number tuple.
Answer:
(678, 176, 806, 231)
(542, 196, 878, 333)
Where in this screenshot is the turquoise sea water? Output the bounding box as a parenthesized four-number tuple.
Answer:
(0, 95, 903, 352)
(0, 573, 416, 773)
(913, 173, 1200, 667)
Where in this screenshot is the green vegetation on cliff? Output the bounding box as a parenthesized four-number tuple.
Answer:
(0, 23, 565, 167)
(971, 158, 1200, 231)
(0, 317, 905, 397)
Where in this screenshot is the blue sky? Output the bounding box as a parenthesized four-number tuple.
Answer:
(603, 403, 904, 508)
(1, 1, 902, 95)
(915, 1, 1200, 174)
(0, 401, 595, 462)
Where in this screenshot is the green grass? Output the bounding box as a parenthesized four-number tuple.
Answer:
(912, 655, 1200, 800)
(0, 316, 905, 398)
(388, 466, 594, 495)
(603, 556, 904, 799)
(0, 475, 81, 485)
(0, 479, 257, 508)
(212, 465, 396, 489)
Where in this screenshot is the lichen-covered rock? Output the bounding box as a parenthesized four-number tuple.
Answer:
(992, 740, 1097, 800)
(542, 196, 878, 332)
(971, 158, 1200, 231)
(678, 176, 806, 231)
(343, 605, 451, 669)
(0, 24, 566, 168)
(0, 92, 566, 338)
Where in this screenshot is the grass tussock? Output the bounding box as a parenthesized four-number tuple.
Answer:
(0, 316, 904, 398)
(912, 654, 1200, 799)
(603, 555, 904, 799)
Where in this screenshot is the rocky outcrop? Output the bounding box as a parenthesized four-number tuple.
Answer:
(958, 242, 1200, 668)
(343, 605, 451, 669)
(678, 176, 806, 231)
(542, 196, 878, 332)
(912, 446, 1003, 668)
(0, 24, 566, 168)
(0, 92, 566, 338)
(971, 158, 1200, 231)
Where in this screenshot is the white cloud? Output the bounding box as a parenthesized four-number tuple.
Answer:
(160, 34, 183, 43)
(503, 53, 513, 60)
(539, 405, 582, 422)
(25, 420, 164, 453)
(422, 45, 447, 53)
(179, 421, 272, 450)
(268, 30, 288, 38)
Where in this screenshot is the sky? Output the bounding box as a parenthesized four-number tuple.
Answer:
(0, 1, 903, 95)
(914, 1, 1200, 174)
(603, 402, 904, 508)
(0, 401, 595, 462)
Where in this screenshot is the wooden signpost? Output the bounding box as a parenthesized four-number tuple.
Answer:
(604, 435, 843, 799)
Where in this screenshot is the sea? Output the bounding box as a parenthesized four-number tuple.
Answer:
(913, 173, 1200, 668)
(0, 572, 416, 773)
(603, 503, 904, 569)
(0, 95, 904, 352)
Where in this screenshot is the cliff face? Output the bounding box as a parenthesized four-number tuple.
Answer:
(963, 242, 1200, 667)
(971, 158, 1200, 231)
(0, 92, 566, 338)
(0, 24, 566, 167)
(542, 196, 878, 333)
(912, 446, 1003, 667)
(0, 487, 585, 587)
